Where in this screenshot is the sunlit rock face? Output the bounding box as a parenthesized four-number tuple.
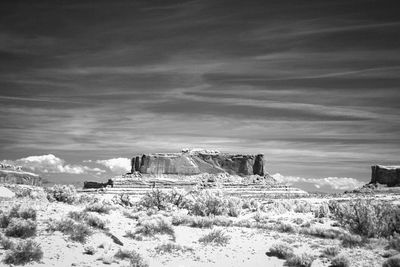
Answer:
(371, 165, 400, 186)
(0, 163, 41, 186)
(132, 149, 266, 176)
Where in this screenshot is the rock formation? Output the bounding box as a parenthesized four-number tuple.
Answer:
(129, 149, 266, 176)
(370, 165, 400, 186)
(0, 163, 41, 186)
(83, 149, 307, 197)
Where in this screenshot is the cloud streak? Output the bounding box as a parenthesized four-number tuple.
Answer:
(272, 173, 364, 191)
(0, 0, 399, 191)
(3, 154, 105, 175)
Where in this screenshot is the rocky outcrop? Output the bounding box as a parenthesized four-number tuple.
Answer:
(83, 179, 113, 189)
(371, 165, 400, 186)
(0, 163, 41, 186)
(130, 149, 267, 176)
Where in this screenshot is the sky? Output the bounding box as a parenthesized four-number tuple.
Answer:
(0, 0, 399, 192)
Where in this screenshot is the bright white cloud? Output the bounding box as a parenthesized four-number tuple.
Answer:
(272, 173, 364, 191)
(96, 158, 131, 174)
(13, 154, 105, 175)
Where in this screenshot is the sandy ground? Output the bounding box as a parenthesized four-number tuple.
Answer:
(0, 193, 397, 267)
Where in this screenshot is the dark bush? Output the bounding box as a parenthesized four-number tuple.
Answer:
(2, 239, 43, 265)
(329, 199, 400, 238)
(5, 218, 37, 238)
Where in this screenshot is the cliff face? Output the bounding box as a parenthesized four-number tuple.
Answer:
(0, 163, 41, 186)
(371, 165, 400, 186)
(130, 149, 266, 176)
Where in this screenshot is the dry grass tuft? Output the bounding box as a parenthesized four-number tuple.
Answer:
(154, 242, 193, 254)
(198, 230, 230, 246)
(330, 254, 351, 267)
(285, 253, 316, 267)
(266, 243, 294, 259)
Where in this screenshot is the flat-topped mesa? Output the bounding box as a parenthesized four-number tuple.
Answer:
(371, 165, 400, 187)
(129, 149, 266, 176)
(0, 163, 41, 186)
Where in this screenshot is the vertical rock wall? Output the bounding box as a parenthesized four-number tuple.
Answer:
(371, 165, 400, 186)
(132, 150, 267, 176)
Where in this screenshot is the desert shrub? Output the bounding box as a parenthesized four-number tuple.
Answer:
(134, 215, 175, 239)
(171, 213, 191, 226)
(114, 249, 148, 267)
(68, 210, 106, 229)
(0, 213, 10, 228)
(17, 206, 37, 221)
(300, 227, 343, 239)
(293, 218, 304, 225)
(0, 205, 37, 228)
(189, 190, 227, 216)
(139, 188, 189, 211)
(115, 249, 133, 260)
(5, 218, 37, 238)
(267, 243, 294, 259)
(314, 203, 330, 218)
(330, 254, 350, 267)
(85, 202, 112, 214)
(154, 242, 193, 254)
(2, 239, 43, 265)
(227, 197, 242, 217)
(293, 201, 313, 213)
(383, 256, 400, 267)
(243, 198, 261, 211)
(85, 213, 106, 229)
(77, 193, 98, 204)
(125, 230, 143, 241)
(171, 214, 232, 228)
(276, 222, 297, 233)
(68, 210, 88, 221)
(263, 200, 292, 213)
(83, 245, 96, 255)
(198, 230, 230, 246)
(389, 233, 400, 251)
(285, 253, 316, 267)
(46, 184, 77, 204)
(49, 218, 91, 243)
(329, 199, 400, 238)
(321, 246, 340, 257)
(340, 233, 363, 248)
(189, 217, 214, 228)
(0, 234, 14, 250)
(211, 216, 233, 226)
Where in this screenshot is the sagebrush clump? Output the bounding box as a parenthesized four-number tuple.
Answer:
(139, 188, 189, 210)
(5, 218, 37, 238)
(46, 184, 77, 204)
(48, 218, 91, 243)
(2, 239, 43, 265)
(329, 199, 400, 238)
(198, 230, 230, 246)
(114, 249, 148, 267)
(285, 253, 316, 267)
(134, 215, 175, 240)
(154, 242, 193, 254)
(330, 254, 351, 267)
(267, 243, 294, 259)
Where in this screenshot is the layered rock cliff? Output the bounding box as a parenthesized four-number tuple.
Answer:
(370, 165, 400, 186)
(130, 149, 266, 176)
(0, 163, 41, 186)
